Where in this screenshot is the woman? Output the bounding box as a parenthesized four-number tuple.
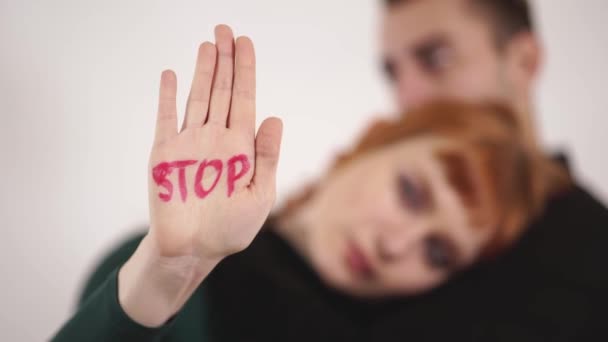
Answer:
(53, 27, 572, 341)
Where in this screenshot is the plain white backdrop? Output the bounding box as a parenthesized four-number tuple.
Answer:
(1, 0, 607, 340)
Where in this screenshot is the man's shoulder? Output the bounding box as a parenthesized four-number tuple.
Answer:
(509, 184, 608, 287)
(535, 184, 608, 243)
(544, 153, 608, 222)
(545, 184, 608, 219)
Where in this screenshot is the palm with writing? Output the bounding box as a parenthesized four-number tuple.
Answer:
(148, 25, 282, 263)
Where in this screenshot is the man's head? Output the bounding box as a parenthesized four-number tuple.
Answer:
(381, 0, 541, 142)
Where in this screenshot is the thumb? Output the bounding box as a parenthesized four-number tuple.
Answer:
(252, 116, 283, 204)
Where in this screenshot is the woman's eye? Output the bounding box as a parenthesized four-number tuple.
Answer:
(397, 174, 427, 211)
(424, 235, 454, 271)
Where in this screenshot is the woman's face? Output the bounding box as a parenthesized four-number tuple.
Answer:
(300, 135, 496, 297)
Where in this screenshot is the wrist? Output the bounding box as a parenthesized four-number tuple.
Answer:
(118, 234, 219, 327)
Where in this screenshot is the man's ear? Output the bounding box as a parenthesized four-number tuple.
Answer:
(504, 32, 543, 90)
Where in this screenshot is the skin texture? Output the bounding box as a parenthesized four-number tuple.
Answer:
(276, 0, 544, 297)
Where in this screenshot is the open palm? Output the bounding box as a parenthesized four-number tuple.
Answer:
(148, 25, 282, 262)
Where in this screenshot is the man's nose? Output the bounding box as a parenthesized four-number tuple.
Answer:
(396, 70, 434, 110)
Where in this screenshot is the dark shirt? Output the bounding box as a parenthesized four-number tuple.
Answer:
(52, 184, 608, 341)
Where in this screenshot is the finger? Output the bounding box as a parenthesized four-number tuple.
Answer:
(229, 36, 256, 134)
(154, 70, 178, 145)
(207, 24, 235, 126)
(251, 117, 283, 204)
(182, 42, 217, 131)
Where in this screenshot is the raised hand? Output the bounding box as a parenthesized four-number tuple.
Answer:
(149, 25, 282, 261)
(118, 25, 282, 327)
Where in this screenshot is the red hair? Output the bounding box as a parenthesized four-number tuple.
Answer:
(276, 100, 571, 259)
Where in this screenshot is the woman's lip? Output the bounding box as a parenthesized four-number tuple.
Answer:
(345, 241, 375, 279)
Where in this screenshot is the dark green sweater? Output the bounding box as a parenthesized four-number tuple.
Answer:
(53, 185, 608, 341)
(51, 232, 210, 341)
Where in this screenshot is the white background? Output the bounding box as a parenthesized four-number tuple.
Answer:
(1, 0, 607, 340)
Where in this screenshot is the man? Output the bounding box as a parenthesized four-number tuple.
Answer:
(377, 0, 608, 340)
(382, 0, 539, 144)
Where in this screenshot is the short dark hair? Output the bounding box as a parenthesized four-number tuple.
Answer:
(384, 0, 534, 49)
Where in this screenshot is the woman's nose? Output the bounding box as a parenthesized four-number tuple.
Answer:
(375, 223, 427, 263)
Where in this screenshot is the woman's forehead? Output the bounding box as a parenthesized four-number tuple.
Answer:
(390, 136, 487, 213)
